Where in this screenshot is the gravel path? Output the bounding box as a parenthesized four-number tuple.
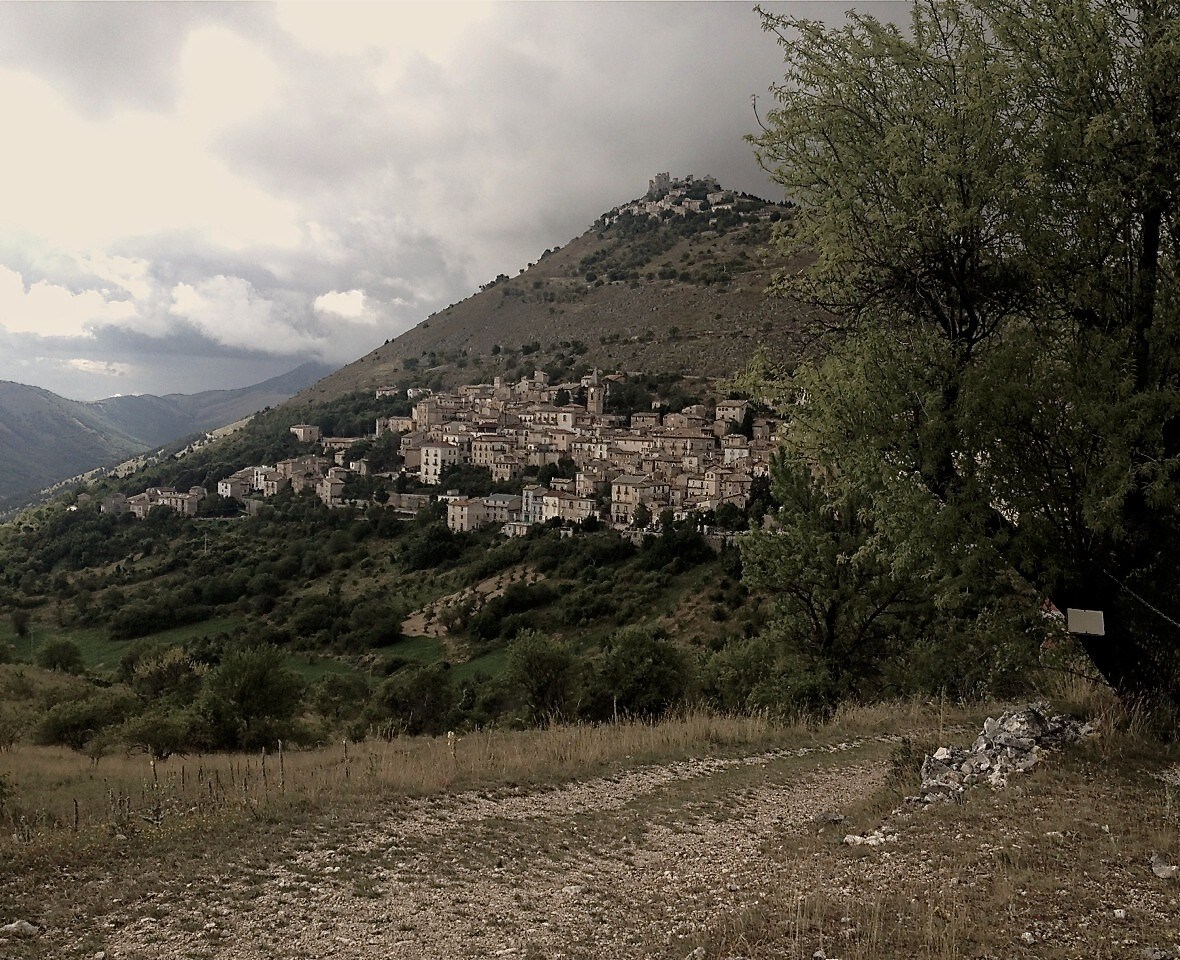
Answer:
(91, 743, 889, 959)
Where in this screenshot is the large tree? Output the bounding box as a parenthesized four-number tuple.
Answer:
(749, 0, 1180, 701)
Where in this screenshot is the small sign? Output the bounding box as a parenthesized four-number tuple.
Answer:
(1066, 608, 1105, 636)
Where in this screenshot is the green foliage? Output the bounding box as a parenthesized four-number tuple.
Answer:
(641, 516, 713, 572)
(400, 519, 461, 571)
(751, 0, 1180, 702)
(712, 502, 746, 531)
(369, 662, 456, 736)
(583, 626, 693, 720)
(437, 463, 497, 497)
(535, 458, 578, 487)
(198, 646, 306, 750)
(129, 646, 205, 704)
(365, 431, 404, 472)
(741, 452, 922, 697)
(468, 581, 557, 644)
(505, 630, 577, 723)
(196, 494, 242, 518)
(35, 690, 136, 750)
(35, 638, 85, 674)
(118, 706, 201, 760)
(311, 672, 371, 723)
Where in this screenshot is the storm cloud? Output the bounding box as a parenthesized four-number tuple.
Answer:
(0, 2, 906, 401)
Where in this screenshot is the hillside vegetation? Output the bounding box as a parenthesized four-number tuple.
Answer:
(0, 480, 768, 756)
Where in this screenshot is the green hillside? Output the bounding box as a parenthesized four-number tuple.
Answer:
(0, 363, 332, 512)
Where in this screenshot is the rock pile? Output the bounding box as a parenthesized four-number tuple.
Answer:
(911, 702, 1093, 805)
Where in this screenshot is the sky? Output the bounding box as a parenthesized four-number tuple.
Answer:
(0, 1, 907, 402)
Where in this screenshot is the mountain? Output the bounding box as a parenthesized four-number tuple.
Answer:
(296, 182, 822, 405)
(89, 362, 335, 448)
(0, 362, 332, 509)
(8, 181, 812, 510)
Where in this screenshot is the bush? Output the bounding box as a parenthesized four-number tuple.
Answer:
(197, 646, 306, 750)
(36, 639, 85, 674)
(368, 663, 456, 736)
(506, 630, 577, 723)
(311, 673, 371, 723)
(583, 626, 693, 720)
(35, 691, 137, 750)
(118, 706, 201, 760)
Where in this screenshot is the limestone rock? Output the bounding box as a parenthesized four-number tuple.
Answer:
(910, 703, 1092, 808)
(0, 920, 40, 937)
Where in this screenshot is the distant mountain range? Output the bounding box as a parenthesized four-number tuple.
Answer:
(0, 362, 332, 510)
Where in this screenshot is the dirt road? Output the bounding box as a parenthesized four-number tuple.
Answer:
(85, 742, 889, 959)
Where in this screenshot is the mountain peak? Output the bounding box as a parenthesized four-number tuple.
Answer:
(298, 181, 812, 404)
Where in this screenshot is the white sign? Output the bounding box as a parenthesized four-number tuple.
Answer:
(1066, 608, 1105, 636)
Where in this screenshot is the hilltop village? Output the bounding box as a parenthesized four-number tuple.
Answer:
(101, 368, 780, 536)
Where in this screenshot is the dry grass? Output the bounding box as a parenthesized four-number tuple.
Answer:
(0, 709, 795, 853)
(0, 698, 1013, 862)
(5, 691, 1178, 959)
(668, 686, 1180, 960)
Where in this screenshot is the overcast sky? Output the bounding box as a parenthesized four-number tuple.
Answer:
(0, 1, 906, 401)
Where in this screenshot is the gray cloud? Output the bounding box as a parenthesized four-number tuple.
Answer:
(0, 2, 271, 117)
(0, 2, 908, 402)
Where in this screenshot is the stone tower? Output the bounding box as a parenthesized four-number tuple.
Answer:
(585, 368, 605, 416)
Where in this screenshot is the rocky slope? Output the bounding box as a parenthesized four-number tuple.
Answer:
(298, 195, 824, 405)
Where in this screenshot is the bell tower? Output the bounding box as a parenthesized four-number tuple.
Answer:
(585, 369, 605, 416)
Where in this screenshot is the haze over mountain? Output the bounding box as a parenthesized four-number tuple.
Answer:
(0, 361, 331, 509)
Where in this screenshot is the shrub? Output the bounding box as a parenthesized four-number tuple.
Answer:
(506, 630, 578, 724)
(197, 646, 306, 750)
(368, 663, 456, 736)
(35, 691, 137, 750)
(35, 639, 85, 674)
(583, 626, 693, 721)
(118, 706, 201, 760)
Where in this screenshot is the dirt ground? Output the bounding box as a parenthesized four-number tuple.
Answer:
(11, 734, 1180, 959)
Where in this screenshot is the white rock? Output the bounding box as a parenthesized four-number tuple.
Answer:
(1021, 931, 1035, 944)
(1151, 853, 1179, 880)
(0, 920, 39, 937)
(1115, 909, 1127, 919)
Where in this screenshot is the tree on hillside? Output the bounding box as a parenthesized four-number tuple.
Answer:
(198, 646, 306, 749)
(583, 626, 693, 720)
(36, 638, 85, 674)
(749, 0, 1180, 702)
(9, 608, 29, 642)
(506, 629, 578, 724)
